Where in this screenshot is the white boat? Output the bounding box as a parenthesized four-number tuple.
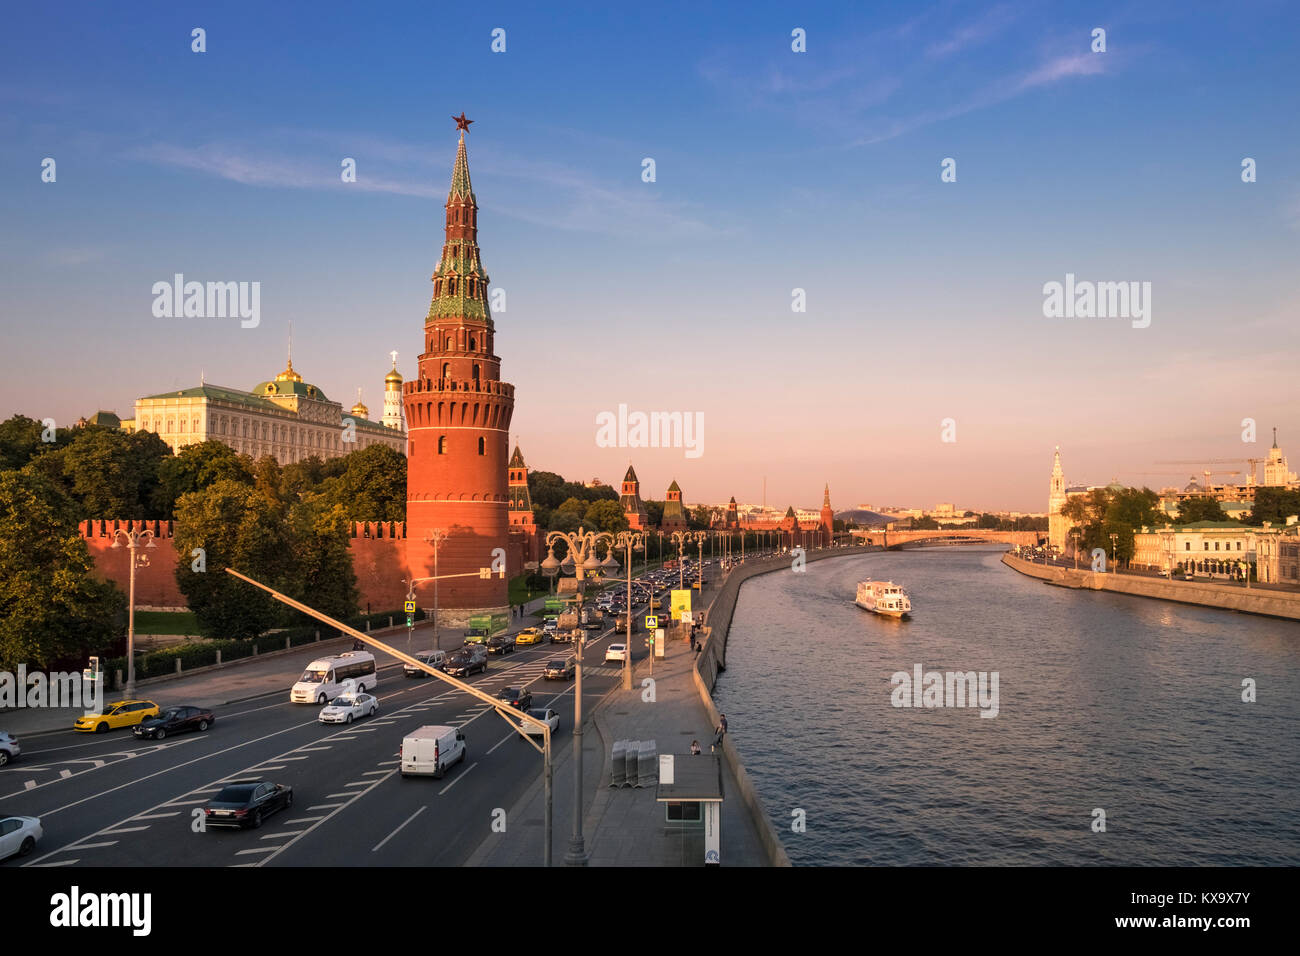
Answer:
(855, 580, 912, 618)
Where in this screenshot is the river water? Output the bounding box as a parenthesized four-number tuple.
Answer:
(713, 547, 1300, 865)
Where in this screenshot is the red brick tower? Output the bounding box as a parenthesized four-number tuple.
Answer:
(725, 496, 739, 529)
(619, 465, 649, 530)
(507, 443, 539, 564)
(404, 115, 513, 623)
(821, 483, 834, 545)
(661, 479, 688, 532)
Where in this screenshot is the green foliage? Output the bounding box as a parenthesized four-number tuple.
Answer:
(173, 479, 293, 639)
(155, 441, 254, 514)
(61, 427, 173, 519)
(1250, 487, 1300, 526)
(0, 414, 64, 471)
(1175, 497, 1228, 524)
(583, 498, 628, 533)
(1060, 487, 1162, 564)
(282, 495, 358, 623)
(317, 444, 406, 521)
(0, 467, 126, 669)
(644, 500, 665, 527)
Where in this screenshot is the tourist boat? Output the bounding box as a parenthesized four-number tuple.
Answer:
(855, 580, 912, 618)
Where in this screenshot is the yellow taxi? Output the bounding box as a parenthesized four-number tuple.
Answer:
(74, 700, 160, 733)
(514, 628, 544, 645)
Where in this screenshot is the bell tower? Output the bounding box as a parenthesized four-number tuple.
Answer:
(403, 114, 514, 623)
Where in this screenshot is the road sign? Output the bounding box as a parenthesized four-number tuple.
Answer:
(404, 600, 416, 614)
(645, 615, 658, 629)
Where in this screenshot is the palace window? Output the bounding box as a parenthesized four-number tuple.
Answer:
(442, 362, 450, 379)
(469, 335, 476, 351)
(472, 363, 480, 383)
(438, 436, 448, 455)
(478, 436, 485, 455)
(448, 278, 456, 295)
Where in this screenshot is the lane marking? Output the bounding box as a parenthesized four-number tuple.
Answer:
(64, 840, 118, 851)
(372, 806, 425, 853)
(260, 830, 305, 839)
(133, 811, 181, 820)
(438, 762, 477, 795)
(100, 826, 151, 835)
(487, 732, 515, 755)
(31, 859, 79, 867)
(308, 803, 344, 810)
(284, 816, 325, 825)
(251, 770, 396, 867)
(235, 847, 277, 856)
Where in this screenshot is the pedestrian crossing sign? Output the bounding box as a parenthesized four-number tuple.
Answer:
(404, 600, 416, 614)
(645, 615, 658, 629)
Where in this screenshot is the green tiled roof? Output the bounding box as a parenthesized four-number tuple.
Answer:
(140, 384, 280, 410)
(251, 379, 332, 403)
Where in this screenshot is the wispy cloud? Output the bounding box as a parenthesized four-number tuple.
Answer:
(925, 4, 1017, 59)
(127, 139, 729, 240)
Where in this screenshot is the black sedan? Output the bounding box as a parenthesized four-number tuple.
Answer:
(496, 687, 533, 710)
(203, 780, 293, 829)
(133, 705, 215, 740)
(487, 634, 517, 655)
(543, 658, 575, 680)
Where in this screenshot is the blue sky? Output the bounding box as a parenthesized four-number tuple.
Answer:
(2, 0, 1298, 511)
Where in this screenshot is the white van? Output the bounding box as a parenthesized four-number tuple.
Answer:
(401, 725, 467, 778)
(403, 649, 447, 677)
(290, 651, 377, 703)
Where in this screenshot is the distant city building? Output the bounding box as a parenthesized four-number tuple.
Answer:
(1132, 517, 1300, 582)
(131, 354, 405, 464)
(507, 444, 540, 566)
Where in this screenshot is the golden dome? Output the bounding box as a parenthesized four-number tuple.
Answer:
(275, 359, 303, 383)
(351, 401, 369, 419)
(385, 367, 403, 387)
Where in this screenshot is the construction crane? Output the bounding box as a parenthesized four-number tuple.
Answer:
(1152, 457, 1259, 485)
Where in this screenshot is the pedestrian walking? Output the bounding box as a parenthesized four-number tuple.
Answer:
(691, 740, 701, 755)
(710, 725, 724, 752)
(719, 713, 728, 733)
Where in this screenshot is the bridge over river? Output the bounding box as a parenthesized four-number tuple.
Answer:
(849, 529, 1043, 550)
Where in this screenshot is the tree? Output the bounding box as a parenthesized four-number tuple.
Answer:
(321, 445, 406, 521)
(583, 498, 628, 534)
(173, 480, 291, 639)
(1251, 488, 1300, 526)
(61, 428, 173, 519)
(0, 467, 125, 669)
(912, 514, 939, 530)
(282, 495, 358, 622)
(645, 500, 665, 527)
(155, 441, 253, 514)
(1175, 497, 1228, 524)
(250, 455, 284, 507)
(0, 414, 55, 471)
(688, 505, 713, 530)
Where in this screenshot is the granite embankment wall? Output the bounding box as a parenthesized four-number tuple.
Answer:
(1002, 552, 1300, 621)
(694, 545, 882, 867)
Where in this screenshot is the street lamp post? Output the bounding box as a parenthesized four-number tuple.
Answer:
(110, 528, 157, 696)
(611, 530, 644, 690)
(1071, 531, 1080, 570)
(424, 529, 448, 649)
(1109, 532, 1119, 573)
(541, 525, 615, 867)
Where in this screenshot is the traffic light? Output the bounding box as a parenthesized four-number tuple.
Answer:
(406, 615, 414, 628)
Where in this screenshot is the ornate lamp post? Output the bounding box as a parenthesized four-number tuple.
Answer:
(609, 530, 644, 690)
(110, 527, 156, 696)
(541, 525, 614, 867)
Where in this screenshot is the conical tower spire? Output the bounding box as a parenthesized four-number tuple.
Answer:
(428, 113, 490, 327)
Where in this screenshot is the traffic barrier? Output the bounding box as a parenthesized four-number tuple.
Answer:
(623, 740, 639, 787)
(610, 740, 627, 787)
(636, 739, 657, 787)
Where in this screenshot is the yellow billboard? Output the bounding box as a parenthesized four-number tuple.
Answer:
(670, 589, 692, 621)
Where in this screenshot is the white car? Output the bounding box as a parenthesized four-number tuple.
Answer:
(522, 708, 560, 737)
(0, 814, 41, 860)
(318, 692, 380, 724)
(605, 643, 627, 663)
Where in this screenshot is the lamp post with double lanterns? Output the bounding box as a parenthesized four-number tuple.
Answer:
(110, 527, 156, 697)
(541, 525, 615, 867)
(609, 530, 645, 690)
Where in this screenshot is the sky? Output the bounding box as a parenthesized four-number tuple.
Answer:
(2, 0, 1298, 512)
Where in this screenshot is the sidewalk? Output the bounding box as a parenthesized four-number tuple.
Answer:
(470, 567, 768, 867)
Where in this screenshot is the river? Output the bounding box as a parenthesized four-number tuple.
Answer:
(713, 547, 1300, 865)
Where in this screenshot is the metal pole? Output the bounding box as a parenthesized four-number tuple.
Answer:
(544, 732, 552, 867)
(567, 556, 587, 866)
(623, 538, 632, 690)
(126, 537, 137, 697)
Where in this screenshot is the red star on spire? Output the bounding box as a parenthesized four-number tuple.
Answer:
(453, 112, 473, 132)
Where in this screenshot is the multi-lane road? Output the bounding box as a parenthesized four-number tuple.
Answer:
(2, 611, 650, 868)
